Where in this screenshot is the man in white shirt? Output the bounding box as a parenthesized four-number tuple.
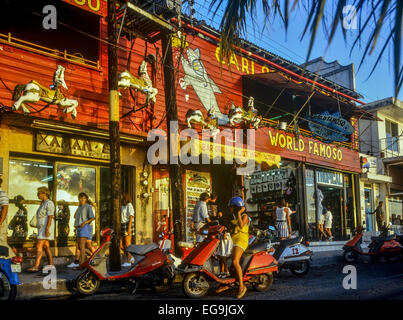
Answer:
(0, 178, 15, 258)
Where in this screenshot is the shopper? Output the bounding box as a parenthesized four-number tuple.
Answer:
(207, 193, 223, 221)
(323, 206, 333, 240)
(275, 198, 292, 240)
(192, 192, 211, 242)
(74, 192, 95, 266)
(216, 197, 249, 299)
(371, 201, 384, 230)
(67, 230, 96, 268)
(318, 208, 327, 241)
(0, 178, 15, 258)
(121, 193, 135, 267)
(27, 187, 54, 272)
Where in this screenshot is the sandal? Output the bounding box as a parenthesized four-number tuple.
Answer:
(215, 285, 230, 294)
(237, 286, 247, 299)
(26, 267, 39, 273)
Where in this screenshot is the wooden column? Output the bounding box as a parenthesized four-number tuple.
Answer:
(161, 34, 186, 255)
(108, 0, 121, 271)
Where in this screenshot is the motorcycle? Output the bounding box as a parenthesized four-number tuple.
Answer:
(0, 246, 23, 300)
(177, 222, 278, 298)
(75, 228, 175, 295)
(343, 224, 403, 263)
(251, 226, 312, 276)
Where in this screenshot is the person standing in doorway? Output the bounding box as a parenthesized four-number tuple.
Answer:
(74, 192, 95, 267)
(192, 192, 211, 243)
(276, 199, 292, 240)
(27, 187, 54, 272)
(121, 193, 135, 267)
(371, 201, 384, 230)
(323, 206, 333, 241)
(0, 178, 15, 258)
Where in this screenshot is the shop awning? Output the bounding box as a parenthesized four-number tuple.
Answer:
(180, 139, 281, 168)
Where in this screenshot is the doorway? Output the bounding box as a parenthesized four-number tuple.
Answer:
(364, 186, 374, 232)
(317, 186, 343, 240)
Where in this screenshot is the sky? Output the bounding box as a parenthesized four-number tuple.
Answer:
(184, 1, 403, 103)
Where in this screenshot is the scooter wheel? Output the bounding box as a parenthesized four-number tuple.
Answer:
(0, 270, 17, 300)
(290, 261, 310, 277)
(252, 272, 274, 292)
(182, 272, 210, 298)
(76, 270, 100, 296)
(343, 250, 358, 263)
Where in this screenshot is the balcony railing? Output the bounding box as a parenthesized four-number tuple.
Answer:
(0, 32, 100, 70)
(380, 136, 402, 158)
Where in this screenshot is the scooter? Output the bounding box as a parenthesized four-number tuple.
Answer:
(75, 228, 175, 295)
(343, 224, 403, 263)
(251, 226, 312, 276)
(177, 222, 278, 298)
(0, 246, 23, 300)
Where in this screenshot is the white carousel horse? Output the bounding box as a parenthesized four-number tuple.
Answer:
(118, 60, 158, 104)
(12, 65, 78, 119)
(228, 96, 261, 129)
(186, 108, 220, 137)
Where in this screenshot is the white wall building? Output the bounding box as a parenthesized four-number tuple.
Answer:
(358, 97, 403, 233)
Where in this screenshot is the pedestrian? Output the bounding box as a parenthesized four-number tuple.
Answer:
(74, 192, 95, 267)
(192, 192, 211, 242)
(216, 197, 249, 299)
(0, 178, 15, 258)
(318, 206, 327, 241)
(209, 193, 232, 278)
(371, 201, 384, 230)
(207, 193, 223, 221)
(275, 198, 292, 240)
(323, 206, 333, 240)
(26, 187, 55, 272)
(121, 193, 135, 267)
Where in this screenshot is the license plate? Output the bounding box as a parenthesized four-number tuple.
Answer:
(11, 264, 21, 273)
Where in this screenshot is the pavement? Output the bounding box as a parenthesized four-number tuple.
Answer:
(16, 249, 344, 300)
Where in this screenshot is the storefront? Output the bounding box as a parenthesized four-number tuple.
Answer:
(0, 115, 154, 254)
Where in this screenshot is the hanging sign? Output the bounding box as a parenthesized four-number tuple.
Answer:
(62, 0, 107, 16)
(306, 111, 354, 142)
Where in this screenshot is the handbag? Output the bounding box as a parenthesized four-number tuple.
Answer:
(29, 214, 37, 228)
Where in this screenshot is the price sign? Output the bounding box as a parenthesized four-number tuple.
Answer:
(63, 0, 107, 15)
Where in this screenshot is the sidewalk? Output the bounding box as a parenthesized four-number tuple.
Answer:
(16, 249, 343, 300)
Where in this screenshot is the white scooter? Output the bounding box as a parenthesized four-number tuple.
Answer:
(251, 226, 312, 276)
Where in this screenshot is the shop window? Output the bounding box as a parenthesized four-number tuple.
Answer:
(8, 159, 54, 245)
(305, 169, 316, 239)
(56, 164, 96, 245)
(389, 199, 403, 225)
(0, 0, 100, 64)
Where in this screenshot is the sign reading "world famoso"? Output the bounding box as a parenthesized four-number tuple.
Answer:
(267, 130, 343, 161)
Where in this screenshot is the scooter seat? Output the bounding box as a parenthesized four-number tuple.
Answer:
(371, 235, 395, 242)
(279, 236, 303, 247)
(0, 246, 9, 257)
(126, 243, 159, 256)
(245, 242, 267, 255)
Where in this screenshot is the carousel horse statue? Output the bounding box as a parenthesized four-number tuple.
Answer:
(118, 59, 158, 104)
(186, 108, 220, 137)
(228, 96, 261, 129)
(12, 65, 78, 119)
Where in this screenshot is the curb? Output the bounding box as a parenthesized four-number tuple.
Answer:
(16, 251, 343, 300)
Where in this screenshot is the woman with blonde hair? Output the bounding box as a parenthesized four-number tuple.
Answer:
(121, 193, 135, 267)
(27, 187, 55, 272)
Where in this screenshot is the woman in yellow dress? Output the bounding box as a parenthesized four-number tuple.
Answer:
(216, 196, 249, 299)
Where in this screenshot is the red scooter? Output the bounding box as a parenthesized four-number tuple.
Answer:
(75, 228, 175, 295)
(343, 224, 403, 263)
(178, 222, 278, 298)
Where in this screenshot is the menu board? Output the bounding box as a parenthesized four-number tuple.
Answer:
(185, 170, 211, 242)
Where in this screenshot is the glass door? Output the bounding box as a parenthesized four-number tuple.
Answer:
(364, 186, 374, 232)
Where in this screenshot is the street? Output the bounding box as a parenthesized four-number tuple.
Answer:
(45, 260, 403, 300)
